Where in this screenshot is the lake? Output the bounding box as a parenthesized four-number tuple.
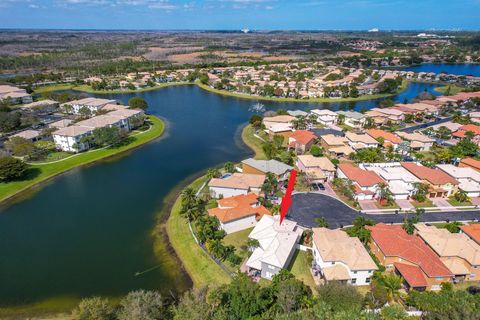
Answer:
(0, 80, 446, 308)
(401, 63, 480, 77)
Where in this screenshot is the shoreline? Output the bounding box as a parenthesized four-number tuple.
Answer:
(195, 80, 409, 103)
(34, 82, 193, 94)
(164, 173, 232, 288)
(36, 80, 409, 103)
(0, 115, 165, 205)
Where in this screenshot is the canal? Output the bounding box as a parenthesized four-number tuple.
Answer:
(0, 80, 443, 308)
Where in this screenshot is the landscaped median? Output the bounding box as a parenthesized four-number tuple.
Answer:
(165, 175, 231, 288)
(0, 115, 165, 203)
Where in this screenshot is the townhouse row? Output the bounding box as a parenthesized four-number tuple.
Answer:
(52, 104, 144, 152)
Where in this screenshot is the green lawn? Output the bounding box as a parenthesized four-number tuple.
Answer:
(434, 85, 464, 95)
(29, 151, 72, 164)
(0, 115, 164, 204)
(376, 201, 400, 209)
(288, 250, 317, 293)
(223, 228, 253, 262)
(34, 83, 75, 93)
(448, 197, 473, 207)
(411, 199, 435, 208)
(166, 176, 231, 288)
(241, 124, 267, 160)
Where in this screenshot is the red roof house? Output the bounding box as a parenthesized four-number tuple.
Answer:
(367, 223, 453, 290)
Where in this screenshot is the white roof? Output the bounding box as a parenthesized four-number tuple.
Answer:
(436, 164, 480, 192)
(246, 215, 301, 269)
(268, 123, 293, 133)
(364, 164, 420, 183)
(242, 158, 293, 176)
(311, 109, 338, 116)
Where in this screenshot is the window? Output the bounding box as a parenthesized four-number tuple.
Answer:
(366, 278, 371, 283)
(353, 271, 357, 274)
(351, 278, 357, 284)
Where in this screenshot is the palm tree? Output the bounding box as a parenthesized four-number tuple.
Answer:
(445, 221, 462, 233)
(356, 227, 372, 245)
(206, 239, 225, 260)
(206, 168, 220, 180)
(377, 274, 402, 302)
(315, 217, 329, 228)
(224, 161, 235, 173)
(353, 216, 375, 229)
(377, 183, 394, 206)
(181, 187, 196, 206)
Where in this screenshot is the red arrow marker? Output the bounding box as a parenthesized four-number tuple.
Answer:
(279, 169, 297, 225)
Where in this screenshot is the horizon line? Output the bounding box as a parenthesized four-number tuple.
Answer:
(0, 28, 478, 32)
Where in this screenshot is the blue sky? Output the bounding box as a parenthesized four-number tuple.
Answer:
(0, 0, 479, 30)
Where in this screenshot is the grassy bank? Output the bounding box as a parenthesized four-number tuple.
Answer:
(241, 124, 267, 159)
(0, 115, 164, 204)
(434, 85, 465, 95)
(34, 83, 76, 93)
(165, 175, 231, 288)
(197, 80, 409, 103)
(0, 296, 77, 320)
(34, 82, 192, 94)
(35, 79, 410, 103)
(72, 82, 192, 94)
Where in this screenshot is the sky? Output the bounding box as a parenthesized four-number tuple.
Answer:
(0, 0, 479, 30)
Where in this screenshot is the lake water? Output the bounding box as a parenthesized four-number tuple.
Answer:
(401, 63, 480, 77)
(0, 79, 450, 308)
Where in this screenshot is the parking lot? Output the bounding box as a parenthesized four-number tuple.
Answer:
(287, 193, 480, 229)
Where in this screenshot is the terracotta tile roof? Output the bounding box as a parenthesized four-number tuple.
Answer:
(287, 130, 317, 145)
(461, 224, 480, 245)
(337, 163, 384, 187)
(208, 173, 265, 190)
(460, 158, 480, 171)
(394, 263, 428, 288)
(366, 129, 403, 144)
(208, 193, 271, 223)
(401, 162, 459, 185)
(368, 224, 453, 278)
(456, 124, 480, 136)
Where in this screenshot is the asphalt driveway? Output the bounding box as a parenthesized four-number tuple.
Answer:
(287, 193, 480, 229)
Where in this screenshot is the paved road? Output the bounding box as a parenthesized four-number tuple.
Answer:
(287, 193, 480, 228)
(398, 116, 452, 133)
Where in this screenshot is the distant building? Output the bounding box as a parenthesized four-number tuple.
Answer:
(60, 98, 117, 115)
(0, 85, 33, 104)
